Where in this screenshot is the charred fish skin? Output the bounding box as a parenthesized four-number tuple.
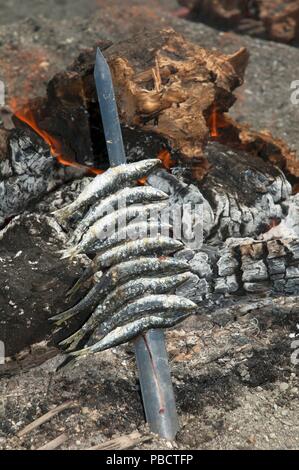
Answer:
(66, 231, 184, 296)
(79, 221, 173, 256)
(91, 271, 193, 321)
(100, 294, 197, 335)
(52, 257, 192, 324)
(71, 312, 192, 357)
(61, 202, 169, 259)
(51, 156, 200, 359)
(59, 272, 194, 349)
(53, 159, 161, 222)
(70, 186, 169, 245)
(65, 221, 173, 297)
(49, 280, 107, 326)
(91, 237, 184, 271)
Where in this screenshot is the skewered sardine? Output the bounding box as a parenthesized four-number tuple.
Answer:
(70, 186, 168, 245)
(69, 312, 192, 357)
(53, 159, 161, 222)
(51, 257, 191, 325)
(61, 202, 168, 258)
(59, 272, 193, 349)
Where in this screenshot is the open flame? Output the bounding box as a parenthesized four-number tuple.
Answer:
(10, 99, 103, 175)
(137, 149, 174, 186)
(209, 104, 219, 138)
(158, 148, 175, 169)
(10, 99, 174, 180)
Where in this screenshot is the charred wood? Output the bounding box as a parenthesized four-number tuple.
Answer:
(23, 28, 248, 172)
(0, 25, 298, 376)
(0, 128, 84, 227)
(1, 159, 298, 375)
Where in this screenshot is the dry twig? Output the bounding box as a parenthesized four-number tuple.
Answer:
(88, 431, 152, 450)
(17, 401, 76, 438)
(37, 433, 67, 450)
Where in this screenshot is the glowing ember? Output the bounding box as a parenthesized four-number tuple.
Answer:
(210, 104, 219, 138)
(138, 177, 148, 185)
(9, 100, 175, 181)
(158, 148, 175, 169)
(268, 217, 280, 229)
(9, 99, 103, 175)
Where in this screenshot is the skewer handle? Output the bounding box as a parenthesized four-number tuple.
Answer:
(134, 329, 179, 440)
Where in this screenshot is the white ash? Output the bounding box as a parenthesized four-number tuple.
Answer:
(0, 130, 85, 226)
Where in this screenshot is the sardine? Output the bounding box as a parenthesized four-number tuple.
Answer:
(53, 159, 161, 222)
(100, 294, 197, 335)
(59, 272, 193, 349)
(69, 236, 183, 290)
(70, 186, 168, 245)
(88, 237, 184, 271)
(60, 202, 169, 259)
(80, 221, 173, 256)
(50, 257, 191, 325)
(69, 312, 192, 357)
(65, 221, 173, 297)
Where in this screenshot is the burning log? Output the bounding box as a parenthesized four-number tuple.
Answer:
(151, 141, 292, 241)
(0, 127, 85, 227)
(16, 28, 248, 171)
(0, 28, 249, 226)
(3, 26, 298, 231)
(180, 0, 299, 45)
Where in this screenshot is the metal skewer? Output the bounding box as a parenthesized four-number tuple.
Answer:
(94, 48, 179, 441)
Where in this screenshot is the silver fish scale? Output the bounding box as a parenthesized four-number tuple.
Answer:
(51, 257, 192, 325)
(77, 221, 173, 256)
(70, 186, 168, 245)
(53, 159, 161, 223)
(52, 160, 199, 359)
(59, 272, 194, 350)
(91, 237, 183, 271)
(85, 313, 192, 355)
(100, 294, 197, 336)
(61, 202, 169, 258)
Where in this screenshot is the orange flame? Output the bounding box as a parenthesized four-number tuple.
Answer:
(158, 148, 175, 170)
(138, 177, 147, 185)
(137, 149, 174, 186)
(10, 99, 103, 175)
(9, 98, 175, 180)
(210, 104, 219, 138)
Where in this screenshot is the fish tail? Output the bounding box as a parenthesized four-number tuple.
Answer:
(56, 356, 77, 371)
(56, 338, 92, 371)
(69, 348, 90, 358)
(52, 203, 74, 223)
(66, 269, 93, 298)
(59, 329, 86, 349)
(66, 278, 84, 298)
(60, 245, 80, 260)
(49, 308, 77, 325)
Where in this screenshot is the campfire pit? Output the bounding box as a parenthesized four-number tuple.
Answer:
(0, 0, 298, 451)
(1, 23, 298, 373)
